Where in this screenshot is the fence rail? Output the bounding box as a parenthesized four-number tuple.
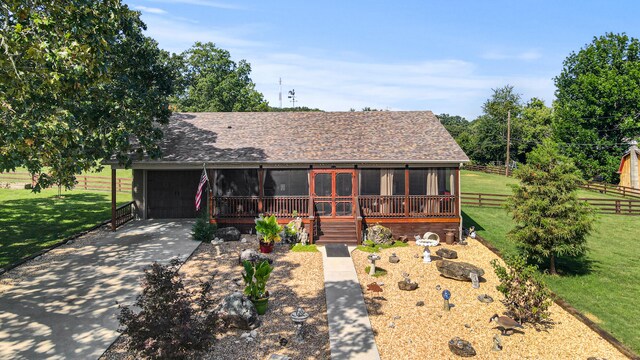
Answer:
(463, 164, 640, 199)
(114, 201, 137, 228)
(462, 192, 640, 215)
(0, 171, 131, 193)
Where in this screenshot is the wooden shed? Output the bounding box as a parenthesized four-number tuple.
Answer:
(617, 141, 640, 189)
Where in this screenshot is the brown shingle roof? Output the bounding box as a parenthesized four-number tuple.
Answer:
(136, 111, 469, 164)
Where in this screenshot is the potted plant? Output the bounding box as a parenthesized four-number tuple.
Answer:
(255, 214, 283, 253)
(241, 260, 274, 315)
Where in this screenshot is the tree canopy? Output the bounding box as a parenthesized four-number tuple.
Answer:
(554, 32, 640, 182)
(173, 42, 268, 112)
(506, 139, 595, 275)
(0, 1, 176, 190)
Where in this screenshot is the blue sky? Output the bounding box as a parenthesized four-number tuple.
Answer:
(125, 0, 640, 119)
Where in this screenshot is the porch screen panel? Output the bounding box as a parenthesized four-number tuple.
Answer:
(409, 169, 427, 195)
(359, 169, 380, 195)
(264, 169, 309, 196)
(215, 170, 259, 196)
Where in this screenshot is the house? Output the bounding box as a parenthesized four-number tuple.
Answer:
(108, 111, 470, 245)
(617, 140, 639, 189)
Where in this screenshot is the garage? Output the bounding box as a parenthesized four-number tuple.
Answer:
(146, 170, 201, 218)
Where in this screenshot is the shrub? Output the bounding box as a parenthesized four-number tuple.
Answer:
(117, 259, 218, 359)
(242, 260, 273, 300)
(490, 257, 552, 325)
(192, 211, 216, 242)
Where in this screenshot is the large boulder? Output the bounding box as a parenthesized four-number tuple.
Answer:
(239, 248, 273, 265)
(216, 227, 241, 242)
(435, 260, 484, 281)
(366, 224, 393, 245)
(217, 292, 261, 330)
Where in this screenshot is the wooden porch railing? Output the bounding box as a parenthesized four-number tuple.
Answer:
(213, 196, 309, 218)
(358, 195, 457, 218)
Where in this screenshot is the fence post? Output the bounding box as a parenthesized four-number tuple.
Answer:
(615, 200, 621, 214)
(479, 194, 482, 207)
(84, 176, 87, 190)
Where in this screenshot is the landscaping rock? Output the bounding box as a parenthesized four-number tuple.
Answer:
(389, 253, 400, 263)
(416, 301, 425, 307)
(435, 260, 485, 281)
(239, 248, 273, 265)
(436, 248, 458, 259)
(448, 337, 476, 357)
(217, 292, 261, 330)
(398, 280, 418, 291)
(398, 235, 409, 243)
(477, 294, 494, 303)
(366, 224, 393, 245)
(216, 227, 241, 242)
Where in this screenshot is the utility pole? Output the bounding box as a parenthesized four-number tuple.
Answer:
(278, 77, 282, 108)
(505, 110, 511, 177)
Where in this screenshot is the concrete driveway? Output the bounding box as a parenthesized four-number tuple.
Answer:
(0, 220, 200, 360)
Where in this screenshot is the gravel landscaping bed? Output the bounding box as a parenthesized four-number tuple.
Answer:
(352, 239, 627, 359)
(104, 237, 330, 360)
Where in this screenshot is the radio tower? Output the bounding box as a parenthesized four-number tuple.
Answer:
(278, 77, 282, 108)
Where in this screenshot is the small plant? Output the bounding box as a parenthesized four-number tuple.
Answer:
(364, 266, 387, 277)
(290, 244, 319, 252)
(242, 260, 274, 314)
(191, 210, 216, 242)
(255, 214, 283, 244)
(490, 257, 552, 325)
(356, 240, 409, 253)
(117, 259, 218, 359)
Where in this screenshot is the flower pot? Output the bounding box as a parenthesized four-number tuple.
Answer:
(259, 242, 274, 253)
(252, 297, 269, 315)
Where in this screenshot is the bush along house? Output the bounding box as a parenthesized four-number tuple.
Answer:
(107, 111, 470, 245)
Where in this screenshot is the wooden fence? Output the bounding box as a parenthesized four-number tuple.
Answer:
(0, 171, 132, 193)
(463, 164, 640, 199)
(461, 192, 640, 215)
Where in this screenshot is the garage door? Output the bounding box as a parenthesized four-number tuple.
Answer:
(147, 170, 201, 218)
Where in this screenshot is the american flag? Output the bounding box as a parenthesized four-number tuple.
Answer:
(195, 168, 209, 211)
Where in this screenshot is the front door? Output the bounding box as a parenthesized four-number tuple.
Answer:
(311, 170, 356, 218)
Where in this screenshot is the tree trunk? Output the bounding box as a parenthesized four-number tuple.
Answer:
(549, 253, 557, 275)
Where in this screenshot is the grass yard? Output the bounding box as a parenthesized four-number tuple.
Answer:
(461, 170, 624, 199)
(0, 188, 132, 268)
(461, 170, 640, 354)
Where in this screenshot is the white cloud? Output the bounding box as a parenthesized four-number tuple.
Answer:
(132, 5, 167, 14)
(143, 0, 244, 10)
(136, 14, 555, 119)
(481, 49, 543, 61)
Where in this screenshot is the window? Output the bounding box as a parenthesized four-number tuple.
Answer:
(408, 168, 454, 195)
(409, 169, 427, 195)
(359, 169, 380, 195)
(215, 170, 259, 196)
(264, 170, 309, 196)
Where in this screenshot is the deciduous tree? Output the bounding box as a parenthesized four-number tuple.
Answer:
(174, 42, 268, 112)
(0, 1, 176, 190)
(554, 32, 640, 182)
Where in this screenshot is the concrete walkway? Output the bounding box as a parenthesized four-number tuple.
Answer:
(320, 246, 381, 360)
(0, 220, 200, 360)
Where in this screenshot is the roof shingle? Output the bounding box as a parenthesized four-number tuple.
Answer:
(137, 111, 469, 164)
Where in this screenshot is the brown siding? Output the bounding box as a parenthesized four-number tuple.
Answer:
(147, 170, 201, 218)
(364, 220, 460, 242)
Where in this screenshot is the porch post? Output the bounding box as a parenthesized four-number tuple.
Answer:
(404, 167, 409, 217)
(111, 168, 116, 231)
(258, 167, 264, 213)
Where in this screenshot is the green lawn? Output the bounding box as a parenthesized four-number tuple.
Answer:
(461, 170, 624, 199)
(461, 171, 640, 354)
(0, 188, 132, 268)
